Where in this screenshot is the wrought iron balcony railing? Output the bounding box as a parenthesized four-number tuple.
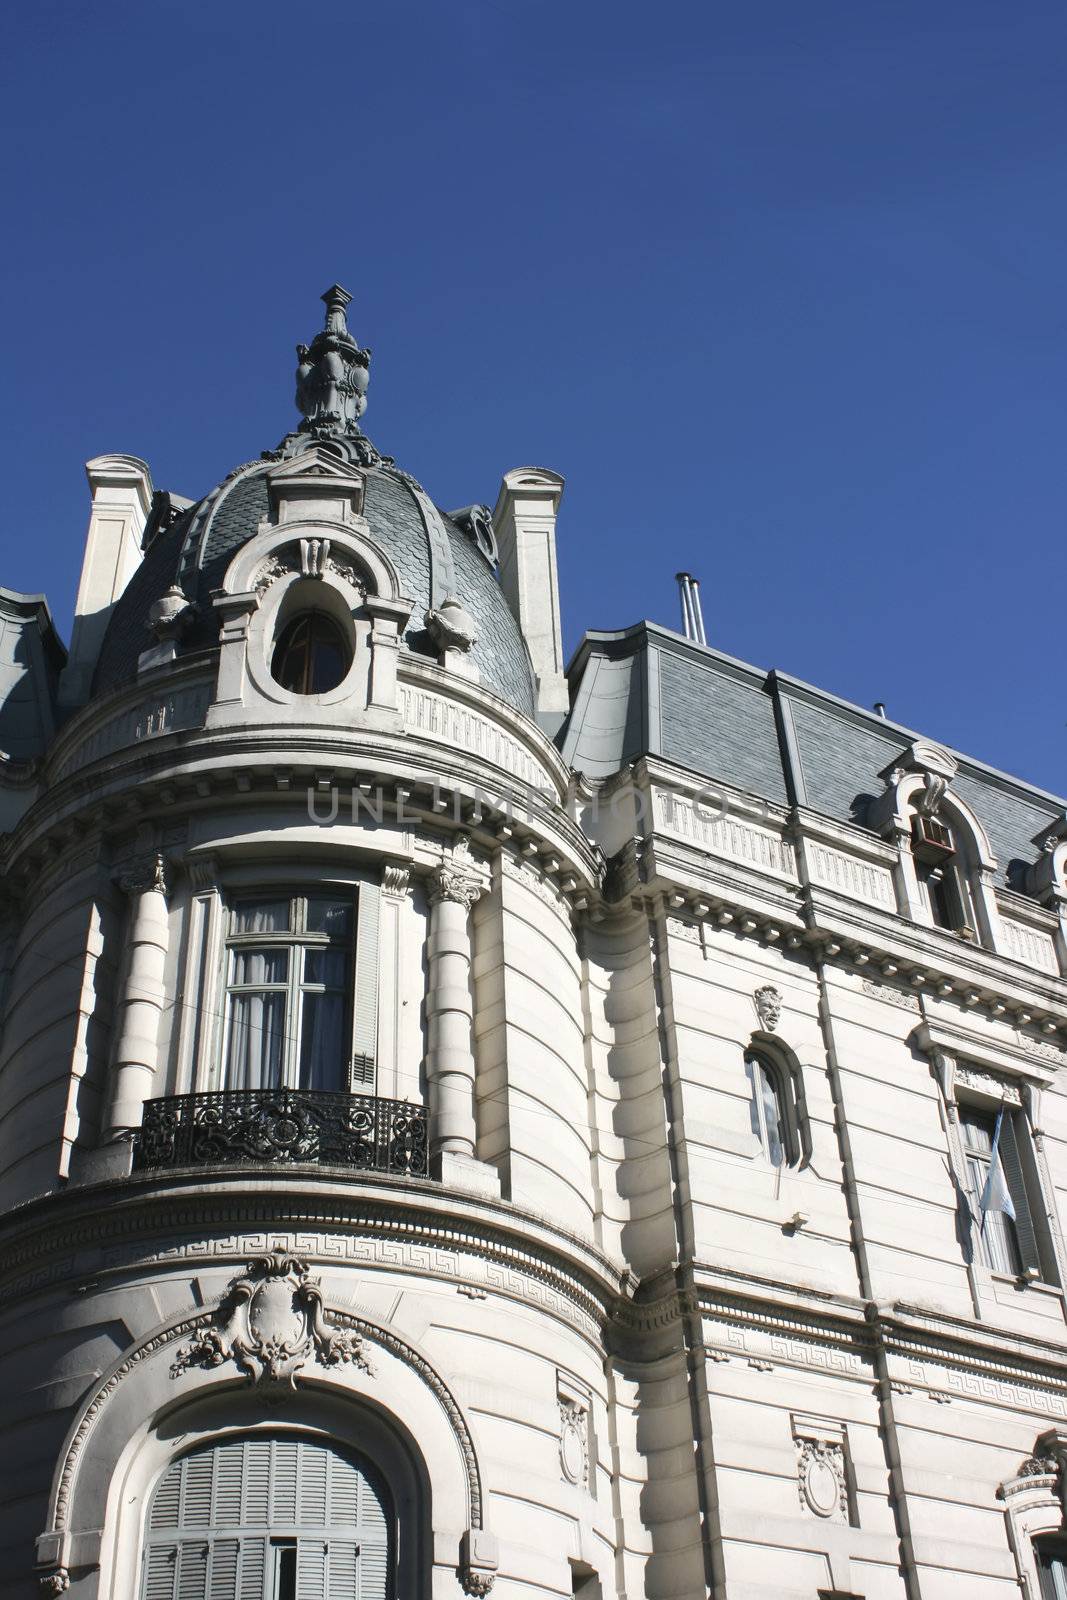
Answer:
(133, 1088, 429, 1177)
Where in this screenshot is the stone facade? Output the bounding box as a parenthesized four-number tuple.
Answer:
(3, 289, 1067, 1600)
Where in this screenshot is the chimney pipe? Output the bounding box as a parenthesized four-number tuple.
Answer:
(873, 702, 887, 719)
(676, 572, 707, 645)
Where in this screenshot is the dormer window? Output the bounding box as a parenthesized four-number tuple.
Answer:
(271, 610, 351, 694)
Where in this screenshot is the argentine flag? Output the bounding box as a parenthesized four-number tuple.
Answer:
(979, 1105, 1016, 1233)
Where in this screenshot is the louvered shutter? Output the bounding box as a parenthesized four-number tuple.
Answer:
(143, 1544, 177, 1600)
(999, 1111, 1043, 1276)
(207, 1538, 239, 1600)
(144, 1435, 393, 1600)
(175, 1541, 208, 1600)
(296, 1538, 328, 1600)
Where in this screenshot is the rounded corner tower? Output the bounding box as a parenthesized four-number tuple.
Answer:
(0, 285, 616, 1600)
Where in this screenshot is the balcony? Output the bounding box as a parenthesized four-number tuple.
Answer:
(132, 1088, 429, 1178)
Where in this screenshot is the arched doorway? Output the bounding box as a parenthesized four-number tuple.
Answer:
(140, 1433, 392, 1599)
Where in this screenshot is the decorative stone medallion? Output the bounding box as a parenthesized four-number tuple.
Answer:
(171, 1252, 372, 1386)
(796, 1437, 848, 1522)
(559, 1399, 589, 1487)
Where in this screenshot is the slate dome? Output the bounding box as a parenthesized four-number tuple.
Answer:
(92, 288, 536, 715)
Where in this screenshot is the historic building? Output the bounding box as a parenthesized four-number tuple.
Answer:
(3, 286, 1067, 1600)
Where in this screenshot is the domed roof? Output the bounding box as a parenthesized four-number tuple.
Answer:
(92, 287, 536, 715)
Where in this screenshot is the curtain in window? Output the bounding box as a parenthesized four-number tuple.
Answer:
(961, 1110, 1022, 1275)
(745, 1054, 786, 1167)
(225, 949, 288, 1091)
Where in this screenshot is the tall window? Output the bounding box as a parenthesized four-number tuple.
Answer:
(141, 1434, 392, 1600)
(223, 894, 354, 1093)
(958, 1102, 1054, 1280)
(745, 1051, 791, 1168)
(1036, 1541, 1067, 1600)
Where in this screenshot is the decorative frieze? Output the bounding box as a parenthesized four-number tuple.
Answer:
(955, 1063, 1022, 1106)
(861, 977, 920, 1012)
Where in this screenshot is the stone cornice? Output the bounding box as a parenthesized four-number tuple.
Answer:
(1, 722, 603, 902)
(637, 870, 1067, 1045)
(0, 1167, 633, 1335)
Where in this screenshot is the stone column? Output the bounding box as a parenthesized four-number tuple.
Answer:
(105, 852, 171, 1137)
(426, 839, 485, 1170)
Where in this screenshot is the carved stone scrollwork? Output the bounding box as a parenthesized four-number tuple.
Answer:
(117, 851, 168, 898)
(38, 1572, 69, 1597)
(1019, 1452, 1060, 1480)
(253, 553, 296, 595)
(325, 553, 365, 595)
(171, 1252, 373, 1386)
(460, 1573, 495, 1597)
(753, 984, 782, 1032)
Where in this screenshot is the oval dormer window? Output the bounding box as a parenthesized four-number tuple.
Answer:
(271, 611, 351, 694)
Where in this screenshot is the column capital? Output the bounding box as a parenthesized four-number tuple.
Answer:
(116, 851, 169, 898)
(428, 837, 485, 911)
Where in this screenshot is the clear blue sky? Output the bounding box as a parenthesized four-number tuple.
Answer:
(2, 1, 1065, 795)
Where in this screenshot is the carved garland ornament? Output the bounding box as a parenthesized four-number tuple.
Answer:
(170, 1252, 372, 1385)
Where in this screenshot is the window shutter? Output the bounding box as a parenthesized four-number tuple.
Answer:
(999, 1112, 1042, 1276)
(212, 1443, 243, 1526)
(143, 1545, 177, 1600)
(151, 1466, 182, 1531)
(299, 1440, 329, 1525)
(270, 1439, 300, 1525)
(242, 1439, 270, 1526)
(206, 1538, 239, 1600)
(351, 883, 380, 1091)
(326, 1541, 359, 1600)
(296, 1539, 328, 1600)
(175, 1542, 208, 1600)
(358, 1541, 390, 1600)
(237, 1539, 266, 1600)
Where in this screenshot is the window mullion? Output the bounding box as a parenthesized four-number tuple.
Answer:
(285, 942, 303, 1088)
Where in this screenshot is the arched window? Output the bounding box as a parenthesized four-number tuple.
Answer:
(745, 1050, 793, 1168)
(141, 1433, 393, 1600)
(272, 611, 352, 695)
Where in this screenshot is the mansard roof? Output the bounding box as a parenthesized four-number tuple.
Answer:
(562, 621, 1065, 889)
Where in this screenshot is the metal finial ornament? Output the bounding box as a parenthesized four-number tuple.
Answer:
(294, 284, 372, 438)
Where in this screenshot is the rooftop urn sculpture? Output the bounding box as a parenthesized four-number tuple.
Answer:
(295, 284, 371, 437)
